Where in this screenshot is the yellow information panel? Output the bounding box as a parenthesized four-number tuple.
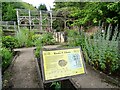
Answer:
(42, 48, 86, 82)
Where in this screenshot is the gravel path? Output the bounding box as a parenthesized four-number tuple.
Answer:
(11, 47, 39, 88)
(11, 45, 60, 88)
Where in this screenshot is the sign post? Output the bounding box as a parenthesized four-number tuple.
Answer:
(40, 47, 86, 83)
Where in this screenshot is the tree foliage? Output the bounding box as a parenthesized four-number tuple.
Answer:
(2, 2, 37, 21)
(38, 4, 47, 11)
(53, 2, 120, 26)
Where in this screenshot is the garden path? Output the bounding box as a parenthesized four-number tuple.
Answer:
(11, 45, 60, 88)
(11, 47, 39, 88)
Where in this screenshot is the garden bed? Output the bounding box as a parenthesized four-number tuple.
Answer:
(2, 51, 20, 73)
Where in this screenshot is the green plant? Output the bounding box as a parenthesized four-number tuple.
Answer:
(50, 81, 61, 90)
(35, 41, 42, 58)
(34, 33, 56, 58)
(0, 29, 2, 51)
(32, 34, 43, 57)
(15, 28, 34, 47)
(32, 34, 41, 46)
(1, 48, 13, 71)
(41, 32, 55, 45)
(84, 24, 120, 74)
(67, 29, 85, 49)
(67, 24, 120, 75)
(2, 36, 18, 50)
(15, 29, 26, 47)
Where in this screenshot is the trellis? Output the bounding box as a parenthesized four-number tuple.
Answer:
(16, 9, 53, 33)
(16, 9, 70, 42)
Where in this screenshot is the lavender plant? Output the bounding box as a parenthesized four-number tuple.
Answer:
(85, 24, 120, 74)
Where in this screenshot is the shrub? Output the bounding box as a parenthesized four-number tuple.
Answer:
(67, 25, 120, 75)
(2, 36, 18, 50)
(0, 29, 2, 49)
(1, 48, 13, 71)
(84, 24, 120, 74)
(67, 30, 85, 49)
(34, 33, 56, 58)
(32, 34, 41, 46)
(34, 36, 42, 58)
(15, 28, 34, 47)
(41, 32, 55, 45)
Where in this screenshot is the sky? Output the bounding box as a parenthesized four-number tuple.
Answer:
(22, 0, 55, 10)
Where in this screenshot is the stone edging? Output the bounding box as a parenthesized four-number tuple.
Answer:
(33, 49, 44, 89)
(9, 51, 20, 70)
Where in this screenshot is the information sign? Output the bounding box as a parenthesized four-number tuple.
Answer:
(41, 48, 86, 83)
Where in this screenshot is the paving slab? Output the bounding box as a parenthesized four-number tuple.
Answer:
(70, 64, 119, 88)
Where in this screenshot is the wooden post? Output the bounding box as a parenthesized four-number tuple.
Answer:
(50, 10, 52, 32)
(64, 20, 66, 30)
(16, 9, 20, 31)
(14, 22, 16, 31)
(14, 22, 17, 35)
(6, 22, 8, 30)
(40, 10, 42, 32)
(29, 10, 32, 30)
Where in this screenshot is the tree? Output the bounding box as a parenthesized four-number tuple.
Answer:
(38, 4, 47, 11)
(53, 2, 120, 26)
(2, 2, 37, 21)
(2, 3, 16, 21)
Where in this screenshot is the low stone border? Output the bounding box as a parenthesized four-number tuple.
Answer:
(69, 79, 79, 89)
(34, 49, 44, 89)
(9, 51, 20, 70)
